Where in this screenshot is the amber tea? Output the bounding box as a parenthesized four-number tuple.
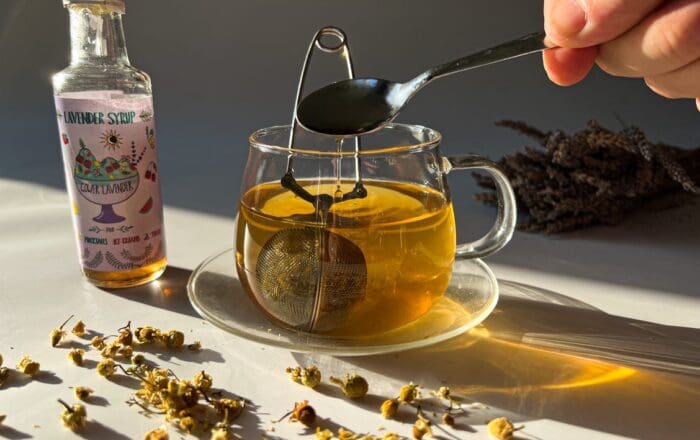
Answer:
(236, 179, 456, 337)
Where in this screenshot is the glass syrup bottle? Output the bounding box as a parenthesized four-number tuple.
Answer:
(53, 0, 166, 287)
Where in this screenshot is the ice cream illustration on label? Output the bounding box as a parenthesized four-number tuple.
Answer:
(73, 139, 140, 223)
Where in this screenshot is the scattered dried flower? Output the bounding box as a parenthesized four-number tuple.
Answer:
(286, 365, 322, 389)
(50, 315, 74, 347)
(442, 413, 455, 427)
(58, 399, 86, 431)
(136, 326, 160, 344)
(399, 383, 419, 404)
(0, 353, 3, 367)
(187, 341, 202, 351)
(382, 434, 400, 440)
(487, 417, 516, 440)
(118, 345, 133, 358)
(132, 354, 146, 366)
(117, 322, 134, 346)
(143, 426, 169, 440)
(178, 416, 197, 434)
(210, 423, 232, 440)
(71, 320, 87, 337)
(163, 330, 185, 349)
(194, 370, 213, 392)
(17, 355, 40, 376)
(338, 427, 359, 439)
(290, 400, 316, 427)
(212, 399, 245, 418)
(67, 348, 85, 366)
(412, 414, 432, 439)
(330, 374, 368, 399)
(435, 387, 450, 400)
(73, 386, 94, 401)
(380, 399, 399, 419)
(315, 427, 334, 440)
(96, 358, 116, 377)
(90, 335, 107, 350)
(100, 341, 121, 358)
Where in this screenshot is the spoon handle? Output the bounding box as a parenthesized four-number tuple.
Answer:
(426, 31, 550, 81)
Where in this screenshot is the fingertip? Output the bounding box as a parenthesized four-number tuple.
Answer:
(543, 47, 598, 86)
(696, 98, 700, 112)
(544, 0, 588, 46)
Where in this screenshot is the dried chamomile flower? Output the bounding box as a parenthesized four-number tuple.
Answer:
(178, 416, 197, 434)
(441, 412, 455, 427)
(212, 399, 245, 418)
(136, 326, 160, 344)
(380, 398, 399, 419)
(50, 315, 74, 347)
(330, 373, 368, 399)
(315, 427, 334, 440)
(96, 358, 116, 377)
(71, 320, 87, 337)
(90, 335, 107, 350)
(290, 400, 316, 427)
(412, 414, 432, 439)
(382, 433, 400, 440)
(117, 322, 134, 346)
(163, 330, 185, 349)
(194, 370, 213, 392)
(487, 417, 516, 440)
(100, 341, 122, 358)
(0, 367, 9, 387)
(210, 423, 233, 440)
(399, 383, 419, 404)
(286, 365, 322, 389)
(58, 399, 87, 431)
(143, 426, 170, 440)
(118, 345, 133, 358)
(338, 427, 358, 440)
(435, 386, 450, 400)
(187, 341, 202, 351)
(132, 354, 146, 365)
(67, 348, 85, 366)
(73, 386, 94, 401)
(17, 355, 40, 376)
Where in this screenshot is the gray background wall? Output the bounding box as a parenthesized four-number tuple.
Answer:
(1, 0, 698, 232)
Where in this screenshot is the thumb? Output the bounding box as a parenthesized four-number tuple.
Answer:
(544, 0, 665, 48)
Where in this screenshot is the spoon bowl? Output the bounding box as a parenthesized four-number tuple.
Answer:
(298, 31, 551, 136)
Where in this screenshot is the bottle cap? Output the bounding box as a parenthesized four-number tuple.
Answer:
(62, 0, 125, 14)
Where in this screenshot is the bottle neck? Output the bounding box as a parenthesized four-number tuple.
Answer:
(69, 5, 130, 66)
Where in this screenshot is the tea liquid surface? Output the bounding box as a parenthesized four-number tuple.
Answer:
(236, 180, 456, 337)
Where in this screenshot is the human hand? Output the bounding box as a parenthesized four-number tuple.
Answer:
(543, 0, 700, 110)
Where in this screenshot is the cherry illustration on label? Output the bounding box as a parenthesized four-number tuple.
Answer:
(62, 133, 69, 145)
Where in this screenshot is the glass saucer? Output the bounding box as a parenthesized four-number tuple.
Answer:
(187, 248, 499, 356)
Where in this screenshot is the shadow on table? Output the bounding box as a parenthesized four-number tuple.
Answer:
(104, 266, 198, 318)
(332, 281, 700, 440)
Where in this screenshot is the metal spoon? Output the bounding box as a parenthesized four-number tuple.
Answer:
(297, 31, 552, 136)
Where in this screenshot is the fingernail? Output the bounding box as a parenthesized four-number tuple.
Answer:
(551, 0, 587, 38)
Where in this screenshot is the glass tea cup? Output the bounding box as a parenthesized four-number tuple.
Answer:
(236, 123, 516, 337)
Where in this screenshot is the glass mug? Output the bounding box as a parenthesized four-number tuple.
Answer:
(236, 124, 516, 338)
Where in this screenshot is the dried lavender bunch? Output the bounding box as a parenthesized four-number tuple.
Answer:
(474, 120, 700, 234)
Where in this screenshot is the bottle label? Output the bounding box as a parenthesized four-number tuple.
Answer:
(55, 92, 165, 272)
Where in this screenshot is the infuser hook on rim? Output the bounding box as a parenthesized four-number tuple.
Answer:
(282, 26, 367, 213)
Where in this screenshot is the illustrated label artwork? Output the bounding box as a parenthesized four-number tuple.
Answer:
(55, 93, 165, 272)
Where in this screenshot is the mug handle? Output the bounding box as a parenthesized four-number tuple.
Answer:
(444, 155, 517, 259)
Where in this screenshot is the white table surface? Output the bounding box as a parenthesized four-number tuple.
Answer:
(1, 177, 699, 440)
